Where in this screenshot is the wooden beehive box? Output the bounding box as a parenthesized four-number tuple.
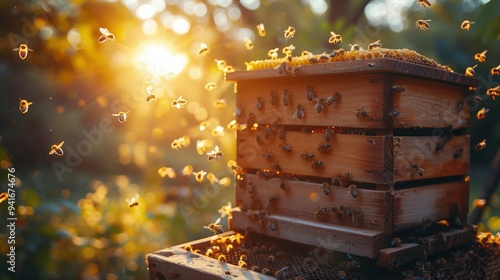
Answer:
(226, 57, 478, 263)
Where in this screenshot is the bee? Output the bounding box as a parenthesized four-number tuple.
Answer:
(267, 48, 279, 60)
(389, 109, 400, 118)
(145, 92, 157, 103)
(204, 82, 217, 92)
(222, 66, 235, 73)
(491, 65, 500, 76)
(207, 146, 223, 162)
(49, 141, 65, 156)
(267, 255, 275, 263)
(356, 107, 368, 118)
(97, 27, 115, 43)
(18, 98, 33, 114)
(328, 31, 342, 44)
(351, 209, 363, 226)
(204, 217, 224, 235)
(217, 255, 227, 262)
(313, 97, 325, 113)
(332, 206, 343, 219)
(13, 43, 34, 59)
(126, 193, 139, 207)
(240, 255, 248, 262)
(205, 248, 214, 257)
(368, 40, 382, 50)
(412, 163, 424, 176)
(306, 86, 314, 101)
(416, 19, 431, 30)
(238, 260, 247, 269)
(283, 89, 291, 106)
(486, 86, 500, 100)
(317, 142, 331, 153)
(300, 151, 314, 160)
(255, 97, 263, 111)
(243, 37, 253, 50)
(340, 172, 353, 187)
(314, 207, 328, 220)
(461, 20, 475, 30)
(465, 64, 477, 76)
(349, 43, 361, 51)
(279, 177, 289, 192)
(293, 104, 305, 119)
(284, 26, 296, 38)
(256, 23, 266, 36)
(0, 192, 9, 203)
(270, 90, 277, 105)
(183, 245, 193, 252)
(261, 268, 271, 275)
(474, 50, 487, 63)
(417, 0, 431, 8)
(477, 107, 490, 120)
(194, 170, 207, 183)
(347, 184, 358, 198)
(112, 111, 129, 123)
(198, 42, 210, 56)
(282, 44, 296, 56)
(390, 237, 402, 247)
(390, 84, 406, 95)
(324, 128, 334, 142)
(214, 59, 226, 71)
(321, 182, 330, 195)
(453, 148, 463, 159)
(326, 92, 341, 105)
(278, 126, 285, 140)
(475, 139, 486, 150)
(261, 150, 274, 160)
(172, 96, 187, 108)
(338, 271, 346, 280)
(311, 160, 324, 170)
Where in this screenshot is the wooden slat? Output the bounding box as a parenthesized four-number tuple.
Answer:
(393, 76, 470, 129)
(237, 130, 386, 184)
(375, 226, 476, 267)
(235, 74, 385, 128)
(236, 174, 391, 231)
(393, 180, 469, 232)
(226, 58, 478, 87)
(393, 135, 470, 182)
(230, 212, 385, 258)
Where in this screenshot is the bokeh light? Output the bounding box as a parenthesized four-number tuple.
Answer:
(136, 44, 188, 76)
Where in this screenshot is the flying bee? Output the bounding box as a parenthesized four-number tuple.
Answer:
(257, 97, 263, 111)
(390, 237, 401, 247)
(203, 217, 224, 235)
(356, 107, 368, 118)
(194, 170, 207, 182)
(0, 192, 9, 203)
(326, 92, 341, 105)
(392, 85, 406, 94)
(204, 82, 217, 92)
(145, 93, 157, 103)
(416, 19, 431, 30)
(293, 104, 305, 119)
(214, 59, 227, 71)
(126, 193, 139, 208)
(368, 40, 382, 50)
(207, 146, 223, 162)
(348, 184, 358, 198)
(324, 128, 334, 142)
(317, 142, 331, 153)
(198, 42, 210, 56)
(477, 107, 489, 120)
(256, 23, 266, 36)
(321, 182, 330, 195)
(172, 96, 187, 108)
(311, 160, 324, 170)
(244, 37, 253, 50)
(97, 27, 115, 43)
(417, 0, 431, 8)
(341, 172, 353, 187)
(283, 89, 291, 106)
(349, 43, 361, 51)
(475, 139, 486, 150)
(474, 50, 487, 63)
(314, 207, 328, 220)
(313, 98, 325, 113)
(300, 151, 314, 160)
(279, 143, 292, 152)
(465, 64, 478, 76)
(18, 98, 33, 114)
(491, 65, 500, 76)
(112, 111, 129, 123)
(49, 141, 65, 156)
(328, 31, 342, 44)
(306, 86, 314, 101)
(267, 48, 279, 59)
(412, 163, 424, 176)
(486, 86, 500, 100)
(284, 26, 296, 38)
(13, 43, 34, 59)
(461, 20, 475, 30)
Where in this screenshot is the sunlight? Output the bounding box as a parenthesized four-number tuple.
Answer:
(136, 44, 188, 77)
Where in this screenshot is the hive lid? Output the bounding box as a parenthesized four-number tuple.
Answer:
(226, 58, 478, 87)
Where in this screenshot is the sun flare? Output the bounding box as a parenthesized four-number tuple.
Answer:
(137, 44, 188, 77)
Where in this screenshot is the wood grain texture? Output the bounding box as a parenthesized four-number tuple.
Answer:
(235, 74, 385, 128)
(230, 212, 385, 258)
(393, 135, 470, 182)
(392, 76, 470, 129)
(237, 130, 386, 184)
(393, 180, 469, 232)
(236, 174, 391, 231)
(226, 58, 478, 87)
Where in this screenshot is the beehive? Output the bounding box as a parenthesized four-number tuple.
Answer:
(226, 55, 478, 263)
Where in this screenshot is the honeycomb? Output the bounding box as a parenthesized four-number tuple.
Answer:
(245, 48, 442, 71)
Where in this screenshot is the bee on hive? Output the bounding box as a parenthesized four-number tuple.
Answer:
(18, 98, 33, 114)
(340, 172, 353, 187)
(417, 0, 431, 8)
(465, 64, 477, 76)
(112, 111, 129, 123)
(49, 141, 65, 156)
(198, 42, 210, 56)
(97, 27, 115, 43)
(204, 217, 224, 235)
(326, 92, 341, 105)
(313, 97, 325, 113)
(314, 207, 328, 220)
(349, 43, 361, 51)
(311, 160, 324, 170)
(293, 104, 305, 119)
(267, 48, 279, 59)
(324, 128, 334, 142)
(283, 89, 292, 106)
(416, 19, 431, 30)
(282, 44, 295, 57)
(347, 184, 358, 198)
(461, 20, 475, 30)
(390, 237, 402, 247)
(256, 23, 266, 36)
(126, 193, 139, 208)
(474, 50, 487, 63)
(328, 31, 342, 44)
(321, 182, 330, 195)
(284, 26, 296, 38)
(13, 43, 34, 60)
(368, 40, 382, 50)
(477, 107, 489, 120)
(300, 151, 314, 160)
